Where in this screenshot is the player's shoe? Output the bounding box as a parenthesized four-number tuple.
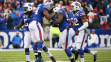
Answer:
(93, 51, 97, 62)
(27, 61, 30, 62)
(70, 58, 76, 62)
(35, 56, 45, 62)
(71, 49, 79, 60)
(50, 56, 56, 62)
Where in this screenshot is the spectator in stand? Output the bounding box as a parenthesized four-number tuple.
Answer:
(7, 14, 13, 30)
(102, 20, 109, 29)
(34, 0, 38, 7)
(0, 13, 7, 30)
(87, 8, 97, 28)
(84, 2, 93, 14)
(104, 0, 111, 13)
(11, 31, 22, 48)
(13, 11, 21, 27)
(37, 0, 42, 5)
(12, 0, 16, 10)
(0, 5, 3, 15)
(96, 0, 105, 13)
(4, 7, 12, 18)
(0, 0, 4, 5)
(15, 1, 22, 12)
(107, 13, 111, 28)
(106, 2, 111, 17)
(99, 9, 108, 26)
(92, 13, 100, 29)
(59, 0, 63, 6)
(63, 0, 69, 6)
(82, 0, 91, 4)
(88, 29, 99, 48)
(91, 0, 98, 8)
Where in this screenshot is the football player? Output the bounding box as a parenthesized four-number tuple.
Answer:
(69, 1, 97, 62)
(28, 0, 57, 62)
(50, 5, 76, 62)
(14, 2, 56, 62)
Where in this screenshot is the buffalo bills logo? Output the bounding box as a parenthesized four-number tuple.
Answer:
(28, 4, 32, 7)
(75, 3, 80, 7)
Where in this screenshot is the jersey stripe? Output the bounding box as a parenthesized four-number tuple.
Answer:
(36, 21, 42, 40)
(81, 30, 86, 48)
(65, 29, 69, 49)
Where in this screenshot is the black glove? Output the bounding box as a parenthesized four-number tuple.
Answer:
(50, 20, 53, 25)
(14, 26, 19, 31)
(75, 30, 79, 35)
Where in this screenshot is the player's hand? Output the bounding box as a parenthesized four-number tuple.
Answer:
(49, 20, 53, 25)
(75, 30, 79, 35)
(14, 26, 19, 31)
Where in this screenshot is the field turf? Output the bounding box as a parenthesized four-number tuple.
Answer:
(0, 49, 111, 62)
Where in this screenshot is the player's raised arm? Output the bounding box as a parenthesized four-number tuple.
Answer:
(43, 9, 56, 20)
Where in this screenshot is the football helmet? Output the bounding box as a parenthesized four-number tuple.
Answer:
(53, 4, 61, 13)
(23, 3, 33, 13)
(71, 2, 81, 11)
(44, 0, 53, 8)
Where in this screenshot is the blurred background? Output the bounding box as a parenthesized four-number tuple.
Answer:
(0, 0, 111, 49)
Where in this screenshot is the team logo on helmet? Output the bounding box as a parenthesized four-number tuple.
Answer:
(28, 4, 32, 7)
(75, 3, 80, 7)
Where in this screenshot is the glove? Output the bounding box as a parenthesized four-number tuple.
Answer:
(53, 7, 61, 15)
(75, 30, 79, 35)
(86, 29, 92, 39)
(14, 26, 19, 31)
(49, 20, 53, 25)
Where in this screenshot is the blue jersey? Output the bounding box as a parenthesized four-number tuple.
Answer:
(22, 14, 33, 31)
(69, 11, 86, 31)
(54, 9, 70, 32)
(33, 4, 49, 24)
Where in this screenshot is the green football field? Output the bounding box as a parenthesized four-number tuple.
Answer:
(0, 49, 111, 62)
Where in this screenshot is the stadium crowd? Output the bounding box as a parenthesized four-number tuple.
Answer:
(0, 0, 111, 30)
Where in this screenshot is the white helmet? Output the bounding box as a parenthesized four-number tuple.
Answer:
(71, 2, 81, 11)
(23, 3, 33, 13)
(53, 4, 61, 13)
(44, 0, 53, 8)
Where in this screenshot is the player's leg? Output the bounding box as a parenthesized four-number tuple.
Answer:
(75, 30, 87, 62)
(83, 47, 97, 62)
(33, 44, 38, 59)
(60, 29, 75, 62)
(43, 46, 56, 62)
(34, 21, 45, 62)
(24, 32, 32, 62)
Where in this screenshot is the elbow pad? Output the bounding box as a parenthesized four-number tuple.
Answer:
(78, 22, 88, 31)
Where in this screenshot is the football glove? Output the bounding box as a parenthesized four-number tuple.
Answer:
(49, 20, 53, 25)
